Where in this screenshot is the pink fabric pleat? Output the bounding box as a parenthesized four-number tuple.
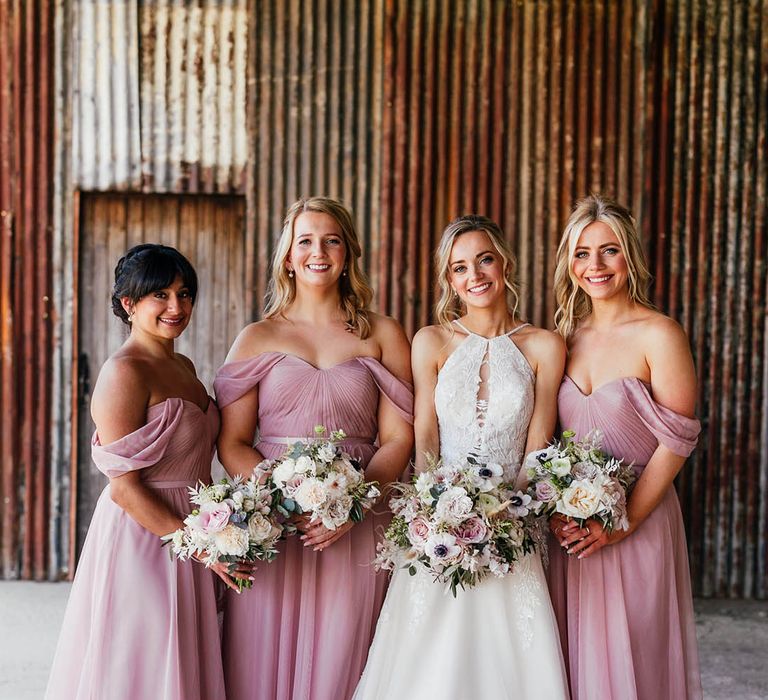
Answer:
(45, 399, 225, 700)
(548, 377, 703, 700)
(214, 353, 414, 700)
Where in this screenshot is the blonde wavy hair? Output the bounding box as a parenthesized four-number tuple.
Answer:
(434, 215, 521, 329)
(554, 194, 654, 339)
(264, 197, 374, 338)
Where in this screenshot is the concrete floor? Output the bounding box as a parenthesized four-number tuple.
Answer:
(1, 582, 766, 699)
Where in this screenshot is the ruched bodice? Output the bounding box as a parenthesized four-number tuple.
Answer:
(434, 324, 534, 477)
(92, 398, 219, 487)
(215, 352, 413, 466)
(558, 375, 700, 469)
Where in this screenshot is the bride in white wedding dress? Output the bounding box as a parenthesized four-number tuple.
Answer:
(354, 216, 569, 700)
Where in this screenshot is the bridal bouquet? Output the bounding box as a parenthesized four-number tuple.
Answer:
(525, 429, 636, 533)
(374, 454, 539, 596)
(162, 473, 284, 591)
(266, 426, 380, 531)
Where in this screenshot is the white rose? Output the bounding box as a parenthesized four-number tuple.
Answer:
(434, 486, 473, 526)
(557, 480, 603, 520)
(212, 524, 250, 556)
(550, 457, 573, 477)
(320, 495, 353, 530)
(317, 444, 337, 463)
(295, 455, 316, 475)
(272, 458, 297, 487)
(248, 513, 276, 543)
(293, 478, 328, 512)
(231, 491, 245, 509)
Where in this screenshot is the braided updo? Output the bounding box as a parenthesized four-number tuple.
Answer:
(111, 244, 198, 324)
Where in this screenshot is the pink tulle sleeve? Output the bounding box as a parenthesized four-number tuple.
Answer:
(623, 380, 701, 457)
(213, 353, 287, 408)
(91, 398, 185, 478)
(356, 356, 414, 424)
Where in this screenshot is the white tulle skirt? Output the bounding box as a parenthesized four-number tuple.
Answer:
(353, 552, 569, 700)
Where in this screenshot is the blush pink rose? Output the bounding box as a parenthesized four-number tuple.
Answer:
(198, 501, 232, 533)
(535, 480, 558, 503)
(408, 517, 431, 545)
(454, 515, 489, 544)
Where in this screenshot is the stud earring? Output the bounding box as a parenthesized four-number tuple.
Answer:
(342, 267, 348, 277)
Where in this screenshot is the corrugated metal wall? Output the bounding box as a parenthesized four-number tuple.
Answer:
(72, 0, 248, 192)
(0, 0, 55, 580)
(2, 0, 766, 595)
(646, 0, 768, 599)
(246, 0, 768, 598)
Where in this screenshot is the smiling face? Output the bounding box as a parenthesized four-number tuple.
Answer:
(448, 230, 507, 310)
(571, 221, 629, 301)
(287, 211, 347, 289)
(123, 275, 193, 340)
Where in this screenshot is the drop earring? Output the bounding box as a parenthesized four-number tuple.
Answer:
(288, 268, 294, 278)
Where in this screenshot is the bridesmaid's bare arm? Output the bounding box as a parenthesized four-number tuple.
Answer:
(411, 326, 444, 473)
(567, 317, 697, 559)
(521, 329, 567, 456)
(92, 357, 184, 538)
(362, 316, 415, 486)
(217, 323, 268, 479)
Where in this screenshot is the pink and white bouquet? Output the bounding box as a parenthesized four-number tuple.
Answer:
(266, 426, 380, 531)
(162, 473, 283, 591)
(374, 454, 539, 596)
(525, 429, 636, 533)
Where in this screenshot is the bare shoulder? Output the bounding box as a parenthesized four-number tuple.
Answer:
(368, 311, 409, 346)
(519, 325, 566, 359)
(226, 319, 280, 362)
(412, 324, 451, 355)
(91, 353, 150, 415)
(639, 309, 689, 345)
(638, 310, 694, 370)
(174, 352, 197, 375)
(368, 312, 412, 379)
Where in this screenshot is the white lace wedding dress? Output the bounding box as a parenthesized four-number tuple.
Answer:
(354, 322, 569, 700)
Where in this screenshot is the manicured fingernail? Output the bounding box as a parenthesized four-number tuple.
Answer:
(249, 576, 255, 581)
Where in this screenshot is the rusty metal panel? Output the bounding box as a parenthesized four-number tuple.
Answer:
(0, 0, 55, 580)
(248, 0, 385, 308)
(246, 0, 767, 598)
(373, 0, 767, 598)
(72, 0, 247, 193)
(645, 0, 768, 599)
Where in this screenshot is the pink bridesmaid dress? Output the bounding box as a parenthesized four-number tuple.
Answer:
(214, 352, 413, 700)
(549, 376, 702, 700)
(45, 398, 225, 700)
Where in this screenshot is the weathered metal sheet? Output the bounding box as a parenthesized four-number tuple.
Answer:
(1, 0, 764, 598)
(72, 0, 248, 193)
(246, 0, 767, 598)
(0, 0, 55, 581)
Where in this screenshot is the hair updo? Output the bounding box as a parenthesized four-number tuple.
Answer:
(111, 244, 198, 325)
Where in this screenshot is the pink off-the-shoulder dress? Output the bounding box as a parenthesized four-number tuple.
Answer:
(45, 398, 225, 700)
(214, 352, 413, 700)
(549, 376, 703, 700)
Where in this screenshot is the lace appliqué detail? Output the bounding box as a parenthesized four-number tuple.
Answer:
(510, 555, 543, 650)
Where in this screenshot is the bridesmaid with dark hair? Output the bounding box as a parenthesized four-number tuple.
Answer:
(46, 244, 249, 700)
(549, 196, 702, 700)
(215, 197, 414, 700)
